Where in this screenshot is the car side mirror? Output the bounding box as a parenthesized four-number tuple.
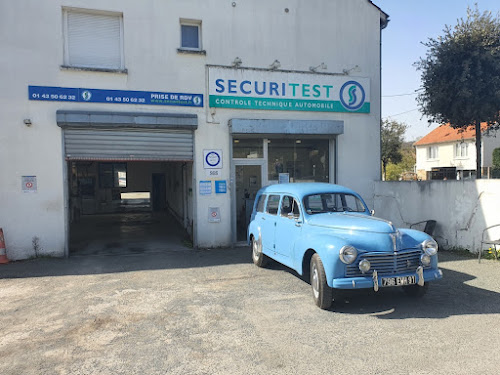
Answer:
(370, 209, 375, 216)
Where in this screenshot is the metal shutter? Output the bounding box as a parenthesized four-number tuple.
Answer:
(67, 11, 122, 69)
(64, 129, 194, 161)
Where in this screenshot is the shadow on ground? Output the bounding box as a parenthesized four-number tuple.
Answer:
(263, 253, 500, 319)
(0, 247, 252, 279)
(1, 248, 499, 320)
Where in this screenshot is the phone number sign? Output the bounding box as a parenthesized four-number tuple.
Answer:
(28, 86, 203, 108)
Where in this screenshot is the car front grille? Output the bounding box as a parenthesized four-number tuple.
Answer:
(346, 249, 423, 277)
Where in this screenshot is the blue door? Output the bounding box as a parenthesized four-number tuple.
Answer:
(261, 194, 280, 252)
(275, 195, 302, 267)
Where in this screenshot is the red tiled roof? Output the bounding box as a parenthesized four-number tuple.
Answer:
(414, 123, 490, 146)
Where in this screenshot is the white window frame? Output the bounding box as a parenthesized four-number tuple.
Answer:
(427, 146, 439, 160)
(179, 19, 202, 51)
(455, 142, 469, 158)
(62, 7, 125, 71)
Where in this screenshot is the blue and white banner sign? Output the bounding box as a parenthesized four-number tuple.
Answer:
(28, 86, 203, 108)
(208, 67, 370, 113)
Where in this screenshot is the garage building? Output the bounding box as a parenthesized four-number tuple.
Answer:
(0, 0, 388, 259)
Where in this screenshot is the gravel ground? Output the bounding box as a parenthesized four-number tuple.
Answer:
(0, 249, 499, 375)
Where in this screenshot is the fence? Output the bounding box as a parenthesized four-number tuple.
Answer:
(373, 180, 500, 253)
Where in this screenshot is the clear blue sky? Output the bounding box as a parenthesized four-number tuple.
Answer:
(371, 0, 500, 141)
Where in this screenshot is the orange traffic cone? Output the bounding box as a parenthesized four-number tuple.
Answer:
(0, 228, 9, 264)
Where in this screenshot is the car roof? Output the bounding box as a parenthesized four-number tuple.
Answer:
(257, 182, 360, 199)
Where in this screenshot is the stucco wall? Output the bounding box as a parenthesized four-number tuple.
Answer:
(373, 180, 500, 253)
(1, 0, 383, 258)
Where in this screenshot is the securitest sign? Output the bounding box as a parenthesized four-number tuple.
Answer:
(208, 67, 370, 113)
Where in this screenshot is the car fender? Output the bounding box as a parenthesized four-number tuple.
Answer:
(248, 221, 259, 245)
(294, 232, 349, 288)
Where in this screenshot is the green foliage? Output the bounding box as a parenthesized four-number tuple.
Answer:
(493, 147, 500, 169)
(385, 143, 416, 181)
(415, 6, 500, 128)
(381, 120, 408, 180)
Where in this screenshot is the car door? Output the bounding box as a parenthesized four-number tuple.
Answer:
(274, 195, 302, 267)
(260, 194, 280, 252)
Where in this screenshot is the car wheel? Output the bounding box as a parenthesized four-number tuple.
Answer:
(310, 253, 333, 309)
(402, 283, 428, 297)
(252, 236, 267, 267)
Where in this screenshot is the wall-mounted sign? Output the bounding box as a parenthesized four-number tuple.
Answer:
(215, 180, 227, 194)
(206, 169, 222, 178)
(208, 207, 221, 223)
(199, 181, 212, 195)
(22, 176, 37, 193)
(278, 173, 290, 184)
(203, 149, 222, 169)
(28, 86, 203, 108)
(208, 67, 370, 113)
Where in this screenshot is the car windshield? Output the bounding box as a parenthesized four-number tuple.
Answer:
(303, 193, 366, 214)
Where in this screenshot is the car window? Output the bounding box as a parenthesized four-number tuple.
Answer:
(280, 195, 300, 218)
(304, 193, 366, 214)
(266, 195, 280, 215)
(256, 194, 266, 213)
(280, 196, 292, 217)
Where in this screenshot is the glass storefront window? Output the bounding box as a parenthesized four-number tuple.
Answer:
(233, 139, 263, 159)
(267, 139, 329, 183)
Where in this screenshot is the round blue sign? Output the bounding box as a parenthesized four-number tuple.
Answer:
(339, 81, 366, 111)
(205, 151, 221, 167)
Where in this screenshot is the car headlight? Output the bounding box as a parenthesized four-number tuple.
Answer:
(421, 254, 431, 266)
(422, 239, 438, 256)
(358, 259, 371, 273)
(339, 245, 358, 264)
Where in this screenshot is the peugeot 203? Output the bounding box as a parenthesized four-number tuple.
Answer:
(248, 183, 442, 309)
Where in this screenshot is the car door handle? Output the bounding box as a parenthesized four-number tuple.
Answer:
(261, 217, 266, 220)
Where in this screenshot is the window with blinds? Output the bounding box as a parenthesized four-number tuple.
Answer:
(63, 8, 124, 70)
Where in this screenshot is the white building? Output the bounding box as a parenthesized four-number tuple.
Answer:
(0, 0, 388, 260)
(415, 124, 500, 180)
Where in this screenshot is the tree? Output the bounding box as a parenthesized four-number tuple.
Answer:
(381, 119, 408, 180)
(492, 147, 500, 178)
(415, 6, 500, 179)
(385, 142, 416, 181)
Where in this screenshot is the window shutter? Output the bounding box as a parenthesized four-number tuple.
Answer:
(67, 11, 122, 69)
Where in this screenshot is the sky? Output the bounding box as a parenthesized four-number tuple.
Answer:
(371, 0, 500, 141)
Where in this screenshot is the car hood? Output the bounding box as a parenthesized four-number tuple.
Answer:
(306, 212, 396, 234)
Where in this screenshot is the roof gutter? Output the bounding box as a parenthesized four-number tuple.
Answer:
(367, 0, 390, 29)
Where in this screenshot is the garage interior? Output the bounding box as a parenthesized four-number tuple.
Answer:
(58, 110, 198, 257)
(68, 160, 193, 256)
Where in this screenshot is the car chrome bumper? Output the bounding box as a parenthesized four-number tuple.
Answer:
(331, 268, 443, 290)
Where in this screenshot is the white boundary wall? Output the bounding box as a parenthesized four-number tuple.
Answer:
(373, 181, 500, 253)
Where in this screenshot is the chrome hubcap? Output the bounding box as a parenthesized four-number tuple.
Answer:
(252, 240, 260, 260)
(312, 264, 319, 299)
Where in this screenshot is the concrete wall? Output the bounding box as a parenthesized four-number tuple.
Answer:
(373, 180, 500, 253)
(1, 0, 384, 259)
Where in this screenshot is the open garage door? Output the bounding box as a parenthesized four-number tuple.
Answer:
(58, 111, 196, 256)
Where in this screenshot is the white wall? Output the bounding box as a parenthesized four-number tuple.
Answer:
(373, 180, 500, 253)
(482, 130, 500, 167)
(1, 0, 384, 258)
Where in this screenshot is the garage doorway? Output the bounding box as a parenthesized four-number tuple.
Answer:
(68, 160, 193, 256)
(58, 110, 198, 256)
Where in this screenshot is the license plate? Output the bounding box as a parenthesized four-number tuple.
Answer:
(381, 276, 416, 287)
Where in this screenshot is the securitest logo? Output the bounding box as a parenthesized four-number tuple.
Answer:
(339, 81, 365, 111)
(81, 90, 92, 101)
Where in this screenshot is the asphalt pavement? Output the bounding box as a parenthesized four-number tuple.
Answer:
(0, 248, 499, 375)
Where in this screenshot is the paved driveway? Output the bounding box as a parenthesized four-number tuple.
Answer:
(1, 249, 499, 375)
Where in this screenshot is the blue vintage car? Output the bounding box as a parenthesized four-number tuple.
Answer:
(247, 182, 443, 309)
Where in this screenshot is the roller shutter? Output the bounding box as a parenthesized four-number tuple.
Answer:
(63, 128, 194, 161)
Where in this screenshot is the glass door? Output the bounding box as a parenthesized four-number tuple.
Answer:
(235, 164, 262, 242)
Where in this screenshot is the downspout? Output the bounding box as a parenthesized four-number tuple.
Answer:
(379, 13, 389, 181)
